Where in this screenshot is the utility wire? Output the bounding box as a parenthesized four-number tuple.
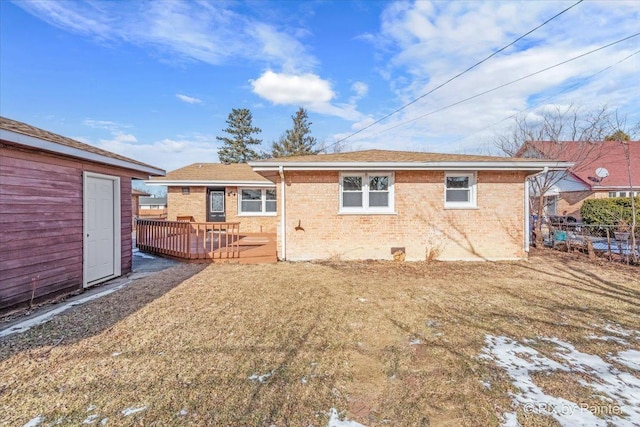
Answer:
(451, 49, 640, 150)
(359, 33, 640, 139)
(328, 0, 584, 149)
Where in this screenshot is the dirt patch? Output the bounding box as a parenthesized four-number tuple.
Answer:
(0, 249, 638, 426)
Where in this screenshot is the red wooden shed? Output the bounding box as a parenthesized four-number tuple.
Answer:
(0, 117, 165, 313)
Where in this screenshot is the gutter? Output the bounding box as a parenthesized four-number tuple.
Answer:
(250, 161, 573, 172)
(145, 180, 275, 187)
(279, 166, 286, 261)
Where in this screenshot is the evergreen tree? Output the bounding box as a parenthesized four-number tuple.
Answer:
(271, 107, 318, 157)
(217, 108, 262, 163)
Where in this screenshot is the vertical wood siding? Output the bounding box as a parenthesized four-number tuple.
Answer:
(0, 144, 138, 312)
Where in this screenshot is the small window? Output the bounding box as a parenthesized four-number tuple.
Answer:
(609, 192, 617, 198)
(340, 172, 394, 213)
(182, 187, 190, 195)
(445, 172, 476, 208)
(239, 188, 277, 216)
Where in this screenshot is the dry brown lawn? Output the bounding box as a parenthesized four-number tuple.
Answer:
(1, 249, 639, 426)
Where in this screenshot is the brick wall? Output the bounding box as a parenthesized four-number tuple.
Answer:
(277, 170, 528, 261)
(557, 190, 606, 218)
(167, 186, 277, 233)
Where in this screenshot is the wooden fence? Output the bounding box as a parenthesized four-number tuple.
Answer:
(136, 219, 240, 260)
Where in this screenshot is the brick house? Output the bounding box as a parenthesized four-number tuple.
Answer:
(248, 150, 569, 261)
(517, 141, 640, 218)
(146, 163, 277, 233)
(0, 116, 164, 312)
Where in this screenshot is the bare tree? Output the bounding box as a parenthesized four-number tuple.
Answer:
(495, 104, 613, 247)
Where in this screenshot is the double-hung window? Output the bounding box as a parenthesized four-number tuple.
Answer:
(444, 172, 476, 208)
(340, 172, 394, 213)
(239, 188, 277, 215)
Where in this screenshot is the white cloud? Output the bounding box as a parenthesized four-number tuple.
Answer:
(176, 93, 202, 104)
(95, 133, 220, 171)
(251, 71, 366, 121)
(351, 81, 369, 98)
(16, 0, 317, 72)
(83, 119, 129, 132)
(251, 71, 334, 104)
(338, 0, 640, 154)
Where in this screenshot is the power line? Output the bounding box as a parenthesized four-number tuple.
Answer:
(328, 0, 584, 150)
(359, 32, 640, 140)
(451, 49, 640, 150)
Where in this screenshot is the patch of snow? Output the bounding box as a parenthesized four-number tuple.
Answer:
(611, 349, 640, 371)
(586, 335, 629, 345)
(480, 380, 491, 390)
(133, 248, 155, 259)
(301, 377, 308, 384)
(248, 370, 274, 383)
(178, 409, 188, 416)
(425, 320, 439, 328)
(99, 418, 108, 425)
(501, 411, 520, 427)
(357, 298, 367, 303)
(121, 407, 146, 416)
(409, 338, 422, 345)
(23, 416, 45, 427)
(595, 323, 636, 338)
(82, 414, 99, 424)
(111, 352, 121, 357)
(327, 408, 367, 427)
(0, 281, 131, 338)
(86, 404, 97, 412)
(483, 335, 640, 427)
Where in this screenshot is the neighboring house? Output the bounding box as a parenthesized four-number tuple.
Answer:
(131, 188, 150, 225)
(146, 163, 277, 233)
(0, 116, 164, 313)
(248, 149, 569, 261)
(517, 141, 640, 217)
(138, 196, 167, 219)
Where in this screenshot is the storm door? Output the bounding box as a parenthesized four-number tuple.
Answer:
(207, 188, 226, 222)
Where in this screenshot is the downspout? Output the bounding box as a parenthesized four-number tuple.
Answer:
(524, 167, 548, 253)
(279, 166, 286, 261)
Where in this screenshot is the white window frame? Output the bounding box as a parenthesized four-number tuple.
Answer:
(444, 171, 477, 209)
(339, 172, 395, 214)
(238, 187, 277, 216)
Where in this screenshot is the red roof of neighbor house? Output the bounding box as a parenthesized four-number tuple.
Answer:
(517, 141, 640, 189)
(0, 116, 164, 176)
(149, 163, 272, 183)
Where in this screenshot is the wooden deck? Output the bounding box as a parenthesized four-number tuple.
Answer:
(136, 220, 277, 264)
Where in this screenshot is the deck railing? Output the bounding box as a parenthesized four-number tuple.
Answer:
(136, 219, 240, 260)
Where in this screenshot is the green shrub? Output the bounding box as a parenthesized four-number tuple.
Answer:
(580, 196, 640, 226)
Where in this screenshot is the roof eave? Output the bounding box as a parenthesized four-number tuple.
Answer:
(145, 179, 276, 187)
(249, 161, 574, 172)
(1, 128, 165, 176)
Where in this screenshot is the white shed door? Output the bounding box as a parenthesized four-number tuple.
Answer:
(84, 173, 121, 287)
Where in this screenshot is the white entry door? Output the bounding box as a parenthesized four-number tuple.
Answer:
(84, 172, 121, 287)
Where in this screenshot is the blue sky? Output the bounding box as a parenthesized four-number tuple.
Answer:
(1, 0, 639, 175)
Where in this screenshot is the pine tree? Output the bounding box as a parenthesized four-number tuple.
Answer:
(217, 108, 262, 163)
(271, 107, 318, 157)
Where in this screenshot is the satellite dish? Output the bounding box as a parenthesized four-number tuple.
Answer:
(595, 167, 609, 178)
